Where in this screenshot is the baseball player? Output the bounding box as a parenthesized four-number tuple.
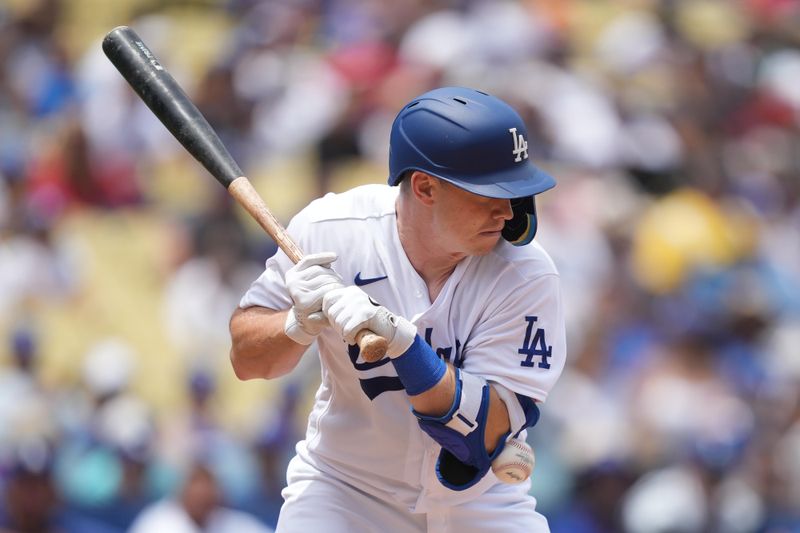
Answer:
(230, 87, 566, 532)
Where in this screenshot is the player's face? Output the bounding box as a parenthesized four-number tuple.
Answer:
(433, 180, 513, 256)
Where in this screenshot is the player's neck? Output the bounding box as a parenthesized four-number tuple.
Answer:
(396, 197, 464, 301)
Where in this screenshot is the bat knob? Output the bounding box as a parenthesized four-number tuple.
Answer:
(356, 331, 388, 363)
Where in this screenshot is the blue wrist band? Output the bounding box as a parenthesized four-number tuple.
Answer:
(391, 335, 447, 396)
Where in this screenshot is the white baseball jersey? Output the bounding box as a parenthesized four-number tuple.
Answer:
(240, 184, 566, 519)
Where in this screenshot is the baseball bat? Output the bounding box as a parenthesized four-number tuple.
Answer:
(102, 26, 387, 362)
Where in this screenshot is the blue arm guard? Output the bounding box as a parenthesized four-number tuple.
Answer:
(414, 369, 507, 491)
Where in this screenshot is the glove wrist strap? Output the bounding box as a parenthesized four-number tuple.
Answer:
(284, 308, 315, 345)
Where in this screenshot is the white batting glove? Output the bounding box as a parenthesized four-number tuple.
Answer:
(322, 286, 417, 357)
(284, 308, 329, 345)
(284, 252, 345, 345)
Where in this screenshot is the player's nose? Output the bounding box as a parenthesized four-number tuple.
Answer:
(491, 198, 513, 221)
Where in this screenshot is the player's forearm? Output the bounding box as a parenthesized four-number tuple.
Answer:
(320, 289, 513, 452)
(229, 306, 306, 380)
(408, 365, 511, 453)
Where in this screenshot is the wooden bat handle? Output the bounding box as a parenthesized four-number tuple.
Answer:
(229, 177, 304, 263)
(229, 177, 388, 362)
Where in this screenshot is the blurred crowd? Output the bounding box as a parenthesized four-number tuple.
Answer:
(1, 0, 799, 532)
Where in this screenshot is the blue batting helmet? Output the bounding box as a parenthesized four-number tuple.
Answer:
(388, 87, 555, 245)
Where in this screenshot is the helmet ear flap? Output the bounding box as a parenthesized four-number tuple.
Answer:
(502, 196, 538, 246)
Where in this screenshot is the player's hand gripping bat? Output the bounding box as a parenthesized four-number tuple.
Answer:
(102, 26, 388, 362)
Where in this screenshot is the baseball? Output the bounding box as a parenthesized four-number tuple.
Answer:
(491, 439, 535, 484)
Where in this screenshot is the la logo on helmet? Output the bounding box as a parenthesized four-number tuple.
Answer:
(509, 128, 529, 162)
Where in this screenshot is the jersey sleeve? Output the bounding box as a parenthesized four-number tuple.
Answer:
(238, 205, 313, 311)
(462, 272, 566, 403)
(238, 252, 293, 310)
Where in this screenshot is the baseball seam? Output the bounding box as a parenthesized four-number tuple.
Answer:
(492, 441, 534, 482)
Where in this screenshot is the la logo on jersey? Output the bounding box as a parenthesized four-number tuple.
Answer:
(509, 127, 529, 162)
(519, 316, 552, 369)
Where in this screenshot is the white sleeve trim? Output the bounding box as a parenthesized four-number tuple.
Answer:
(492, 381, 529, 441)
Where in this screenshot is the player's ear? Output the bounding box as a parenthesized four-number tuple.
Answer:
(410, 171, 436, 206)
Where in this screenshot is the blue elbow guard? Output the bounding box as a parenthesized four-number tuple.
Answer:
(414, 369, 506, 491)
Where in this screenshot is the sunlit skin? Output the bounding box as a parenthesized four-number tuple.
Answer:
(397, 171, 514, 301)
(394, 171, 513, 451)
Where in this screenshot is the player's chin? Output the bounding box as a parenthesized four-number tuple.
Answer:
(473, 231, 503, 254)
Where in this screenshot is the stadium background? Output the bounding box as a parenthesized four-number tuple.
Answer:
(0, 0, 799, 531)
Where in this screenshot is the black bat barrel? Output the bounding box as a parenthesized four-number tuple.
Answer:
(102, 26, 242, 188)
